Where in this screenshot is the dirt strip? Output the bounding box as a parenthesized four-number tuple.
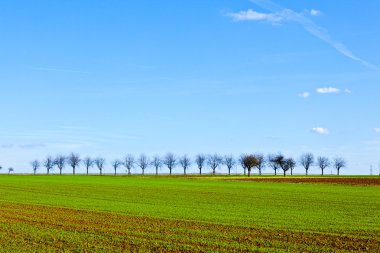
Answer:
(230, 177, 380, 186)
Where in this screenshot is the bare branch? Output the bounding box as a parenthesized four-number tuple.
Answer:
(95, 157, 106, 175)
(138, 154, 149, 175)
(83, 157, 94, 175)
(300, 153, 314, 175)
(224, 155, 236, 175)
(163, 153, 176, 175)
(179, 155, 191, 175)
(207, 154, 222, 175)
(31, 160, 40, 175)
(68, 153, 81, 175)
(317, 156, 330, 176)
(112, 160, 123, 175)
(195, 154, 206, 175)
(124, 154, 135, 175)
(334, 157, 346, 176)
(151, 156, 163, 175)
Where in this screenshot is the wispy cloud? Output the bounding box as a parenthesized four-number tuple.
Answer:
(298, 92, 310, 98)
(374, 128, 380, 133)
(32, 67, 89, 74)
(226, 9, 282, 23)
(312, 127, 329, 135)
(316, 87, 340, 93)
(310, 9, 321, 17)
(0, 143, 46, 149)
(344, 89, 352, 94)
(226, 0, 380, 71)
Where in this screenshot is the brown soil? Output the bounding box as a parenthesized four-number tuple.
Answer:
(233, 177, 380, 186)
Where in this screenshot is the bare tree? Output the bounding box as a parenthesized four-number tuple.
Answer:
(83, 157, 94, 175)
(267, 154, 280, 176)
(179, 155, 191, 175)
(31, 160, 40, 175)
(124, 154, 134, 175)
(334, 157, 346, 176)
(112, 160, 123, 175)
(273, 154, 286, 175)
(239, 154, 248, 175)
(254, 153, 265, 176)
(195, 154, 206, 175)
(138, 154, 149, 175)
(43, 156, 54, 175)
(282, 158, 296, 177)
(163, 153, 176, 175)
(8, 167, 14, 174)
(287, 157, 296, 175)
(151, 156, 163, 175)
(317, 156, 330, 176)
(95, 157, 106, 175)
(207, 154, 222, 175)
(54, 155, 66, 175)
(243, 155, 259, 177)
(68, 153, 81, 175)
(300, 153, 314, 176)
(224, 155, 236, 175)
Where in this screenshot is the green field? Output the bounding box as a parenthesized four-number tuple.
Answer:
(0, 175, 379, 252)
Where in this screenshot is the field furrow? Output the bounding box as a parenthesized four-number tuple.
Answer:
(0, 202, 379, 252)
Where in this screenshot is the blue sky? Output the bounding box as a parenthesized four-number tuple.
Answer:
(1, 0, 379, 175)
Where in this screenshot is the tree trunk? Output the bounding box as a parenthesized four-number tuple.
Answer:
(199, 168, 202, 175)
(228, 168, 231, 175)
(244, 168, 246, 176)
(306, 169, 308, 176)
(60, 168, 62, 175)
(337, 169, 340, 176)
(274, 169, 277, 176)
(87, 167, 89, 175)
(322, 168, 324, 176)
(213, 168, 215, 175)
(248, 169, 251, 177)
(114, 168, 117, 175)
(73, 166, 75, 175)
(47, 169, 49, 175)
(284, 170, 286, 177)
(128, 169, 131, 175)
(184, 168, 186, 175)
(290, 169, 293, 176)
(169, 168, 172, 175)
(156, 167, 158, 175)
(100, 168, 102, 175)
(259, 169, 262, 176)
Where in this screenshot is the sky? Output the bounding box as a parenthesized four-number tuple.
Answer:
(0, 0, 379, 175)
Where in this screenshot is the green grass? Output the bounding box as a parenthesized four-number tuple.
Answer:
(0, 175, 379, 252)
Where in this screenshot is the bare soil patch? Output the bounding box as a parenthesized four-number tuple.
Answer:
(233, 177, 380, 186)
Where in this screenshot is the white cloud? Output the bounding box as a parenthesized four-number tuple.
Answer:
(312, 127, 329, 135)
(374, 128, 380, 133)
(310, 9, 321, 16)
(316, 87, 340, 93)
(238, 0, 380, 71)
(298, 92, 310, 98)
(344, 89, 352, 94)
(226, 9, 283, 23)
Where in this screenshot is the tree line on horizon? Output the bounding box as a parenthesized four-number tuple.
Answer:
(14, 152, 348, 176)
